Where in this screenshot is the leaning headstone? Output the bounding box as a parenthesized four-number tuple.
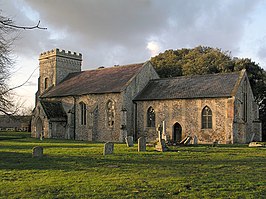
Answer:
(180, 136, 188, 144)
(32, 146, 43, 158)
(248, 142, 264, 147)
(125, 136, 134, 147)
(103, 142, 114, 155)
(180, 136, 191, 145)
(138, 137, 146, 152)
(250, 133, 255, 142)
(184, 136, 191, 145)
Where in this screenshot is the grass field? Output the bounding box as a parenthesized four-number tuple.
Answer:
(0, 131, 265, 199)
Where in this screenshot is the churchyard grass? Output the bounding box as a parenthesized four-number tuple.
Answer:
(0, 132, 265, 198)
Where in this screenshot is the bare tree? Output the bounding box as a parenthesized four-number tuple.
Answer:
(0, 12, 46, 115)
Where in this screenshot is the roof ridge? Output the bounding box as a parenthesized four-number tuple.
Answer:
(153, 71, 241, 81)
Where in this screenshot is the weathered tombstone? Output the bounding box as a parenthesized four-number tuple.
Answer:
(193, 135, 198, 145)
(155, 124, 168, 152)
(155, 140, 168, 152)
(184, 136, 191, 145)
(103, 142, 114, 155)
(180, 136, 191, 145)
(32, 146, 43, 158)
(157, 124, 163, 141)
(180, 136, 187, 144)
(248, 142, 264, 147)
(212, 139, 219, 147)
(162, 121, 168, 142)
(125, 136, 134, 147)
(250, 133, 255, 142)
(138, 137, 146, 152)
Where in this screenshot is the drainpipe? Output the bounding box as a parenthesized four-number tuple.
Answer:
(73, 96, 77, 140)
(133, 101, 138, 141)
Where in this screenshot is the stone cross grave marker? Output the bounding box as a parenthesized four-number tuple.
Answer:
(155, 124, 168, 152)
(125, 136, 134, 147)
(32, 146, 43, 158)
(138, 137, 146, 152)
(103, 142, 114, 155)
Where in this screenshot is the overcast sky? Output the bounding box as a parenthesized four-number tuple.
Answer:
(1, 0, 266, 109)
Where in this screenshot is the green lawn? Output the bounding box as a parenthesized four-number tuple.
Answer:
(0, 132, 265, 199)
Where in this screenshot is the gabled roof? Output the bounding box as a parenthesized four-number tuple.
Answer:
(42, 63, 145, 98)
(134, 71, 243, 101)
(40, 101, 67, 119)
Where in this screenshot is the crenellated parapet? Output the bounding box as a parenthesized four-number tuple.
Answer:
(39, 48, 82, 61)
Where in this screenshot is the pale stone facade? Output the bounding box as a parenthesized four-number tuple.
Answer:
(134, 71, 261, 144)
(31, 48, 158, 142)
(31, 48, 261, 144)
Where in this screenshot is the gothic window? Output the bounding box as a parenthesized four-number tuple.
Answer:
(147, 107, 155, 127)
(80, 102, 87, 125)
(106, 100, 115, 128)
(44, 78, 48, 89)
(202, 106, 212, 129)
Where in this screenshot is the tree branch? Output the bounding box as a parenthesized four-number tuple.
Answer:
(0, 20, 47, 30)
(1, 66, 39, 96)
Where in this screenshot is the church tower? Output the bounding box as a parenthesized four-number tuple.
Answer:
(38, 48, 82, 95)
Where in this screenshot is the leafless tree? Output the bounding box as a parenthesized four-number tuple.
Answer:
(0, 12, 46, 115)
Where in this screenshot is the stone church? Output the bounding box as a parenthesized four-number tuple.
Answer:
(31, 48, 262, 144)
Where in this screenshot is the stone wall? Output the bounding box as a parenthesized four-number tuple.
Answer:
(233, 72, 262, 142)
(136, 98, 235, 144)
(122, 62, 159, 139)
(31, 102, 50, 138)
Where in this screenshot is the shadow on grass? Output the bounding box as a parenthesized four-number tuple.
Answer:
(0, 149, 265, 173)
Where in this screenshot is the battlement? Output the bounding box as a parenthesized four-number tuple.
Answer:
(39, 48, 82, 61)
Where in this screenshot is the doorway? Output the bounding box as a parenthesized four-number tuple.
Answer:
(173, 122, 182, 143)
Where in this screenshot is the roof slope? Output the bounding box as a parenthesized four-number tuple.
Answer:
(134, 71, 242, 101)
(42, 63, 144, 98)
(40, 101, 67, 119)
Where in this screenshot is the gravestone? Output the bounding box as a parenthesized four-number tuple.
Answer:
(155, 124, 168, 152)
(212, 139, 219, 147)
(138, 137, 146, 152)
(125, 136, 134, 147)
(32, 146, 43, 158)
(248, 142, 264, 147)
(180, 136, 191, 145)
(193, 135, 198, 145)
(250, 133, 255, 142)
(103, 142, 114, 155)
(155, 140, 168, 152)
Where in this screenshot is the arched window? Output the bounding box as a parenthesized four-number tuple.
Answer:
(106, 100, 115, 128)
(44, 78, 48, 89)
(147, 107, 155, 127)
(80, 102, 87, 125)
(202, 106, 212, 129)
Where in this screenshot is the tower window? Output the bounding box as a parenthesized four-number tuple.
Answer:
(44, 78, 48, 89)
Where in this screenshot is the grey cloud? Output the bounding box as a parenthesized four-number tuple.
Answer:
(1, 0, 264, 69)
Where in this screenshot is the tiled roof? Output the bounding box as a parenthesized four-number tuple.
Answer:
(134, 71, 242, 101)
(40, 101, 67, 119)
(42, 63, 145, 98)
